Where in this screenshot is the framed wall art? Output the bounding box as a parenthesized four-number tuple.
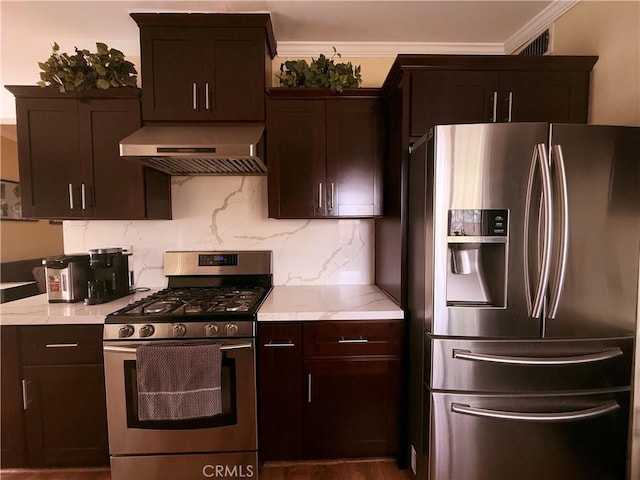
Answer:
(1, 179, 24, 220)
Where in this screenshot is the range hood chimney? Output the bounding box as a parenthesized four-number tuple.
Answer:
(119, 125, 266, 175)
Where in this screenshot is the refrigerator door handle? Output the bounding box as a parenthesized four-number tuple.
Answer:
(452, 347, 623, 365)
(547, 144, 570, 319)
(524, 143, 554, 318)
(451, 401, 620, 422)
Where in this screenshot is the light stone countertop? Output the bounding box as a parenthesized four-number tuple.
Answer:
(0, 290, 158, 326)
(258, 285, 404, 321)
(0, 281, 38, 290)
(0, 285, 403, 326)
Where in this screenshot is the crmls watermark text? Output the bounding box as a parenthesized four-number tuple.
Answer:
(202, 464, 255, 478)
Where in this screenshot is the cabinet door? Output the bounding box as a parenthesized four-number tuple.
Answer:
(14, 97, 82, 218)
(326, 97, 384, 217)
(79, 98, 146, 219)
(410, 70, 499, 138)
(267, 99, 327, 218)
(22, 364, 109, 466)
(303, 357, 401, 459)
(139, 27, 204, 121)
(258, 322, 303, 461)
(1, 326, 26, 467)
(498, 70, 590, 123)
(204, 29, 266, 121)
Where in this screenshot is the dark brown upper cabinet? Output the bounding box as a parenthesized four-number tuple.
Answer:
(398, 55, 597, 140)
(375, 54, 597, 307)
(131, 13, 276, 122)
(266, 89, 385, 219)
(6, 86, 171, 220)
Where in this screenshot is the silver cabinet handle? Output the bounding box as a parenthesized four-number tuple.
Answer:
(453, 347, 623, 366)
(329, 182, 335, 210)
(192, 82, 198, 110)
(45, 343, 79, 348)
(307, 373, 312, 403)
(338, 337, 369, 344)
(491, 91, 498, 122)
(548, 144, 569, 319)
(263, 341, 295, 348)
(81, 183, 87, 210)
(452, 401, 620, 422)
(205, 82, 211, 110)
(22, 380, 32, 410)
(68, 183, 74, 209)
(507, 91, 513, 122)
(318, 183, 323, 209)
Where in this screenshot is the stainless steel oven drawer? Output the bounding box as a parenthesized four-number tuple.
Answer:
(110, 451, 257, 480)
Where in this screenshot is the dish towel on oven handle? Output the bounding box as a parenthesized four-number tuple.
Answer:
(136, 344, 222, 421)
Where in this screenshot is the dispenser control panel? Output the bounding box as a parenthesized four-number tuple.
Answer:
(449, 209, 508, 236)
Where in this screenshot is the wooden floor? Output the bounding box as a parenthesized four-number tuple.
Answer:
(0, 459, 411, 480)
(261, 459, 412, 480)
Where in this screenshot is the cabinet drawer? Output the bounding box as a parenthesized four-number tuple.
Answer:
(20, 325, 104, 366)
(303, 320, 402, 357)
(259, 322, 302, 348)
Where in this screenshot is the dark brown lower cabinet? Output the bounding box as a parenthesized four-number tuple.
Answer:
(0, 324, 109, 467)
(1, 326, 26, 467)
(258, 322, 303, 461)
(303, 356, 401, 459)
(22, 364, 109, 466)
(258, 320, 402, 461)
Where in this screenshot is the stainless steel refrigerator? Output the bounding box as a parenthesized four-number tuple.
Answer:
(407, 123, 639, 480)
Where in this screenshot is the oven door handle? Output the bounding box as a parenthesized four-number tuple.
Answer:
(103, 343, 253, 353)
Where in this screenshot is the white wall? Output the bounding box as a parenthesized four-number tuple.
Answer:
(552, 1, 640, 126)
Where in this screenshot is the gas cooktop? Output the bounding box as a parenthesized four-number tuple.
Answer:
(103, 250, 272, 341)
(107, 286, 269, 318)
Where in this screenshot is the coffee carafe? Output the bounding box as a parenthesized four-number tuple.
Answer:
(85, 247, 133, 304)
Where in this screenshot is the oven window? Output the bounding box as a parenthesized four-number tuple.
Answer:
(123, 357, 237, 429)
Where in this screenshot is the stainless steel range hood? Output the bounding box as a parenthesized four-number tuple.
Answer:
(119, 125, 266, 175)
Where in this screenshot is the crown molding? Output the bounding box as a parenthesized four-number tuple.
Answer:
(504, 0, 580, 54)
(276, 0, 581, 58)
(276, 41, 505, 58)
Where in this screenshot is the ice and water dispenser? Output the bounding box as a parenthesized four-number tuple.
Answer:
(446, 209, 508, 307)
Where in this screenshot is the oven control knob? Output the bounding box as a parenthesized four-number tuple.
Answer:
(118, 325, 135, 338)
(172, 324, 187, 337)
(139, 324, 155, 338)
(205, 324, 219, 337)
(225, 323, 239, 336)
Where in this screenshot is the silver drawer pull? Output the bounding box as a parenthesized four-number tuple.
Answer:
(452, 401, 620, 422)
(264, 341, 295, 348)
(453, 347, 623, 366)
(338, 337, 369, 344)
(45, 343, 79, 348)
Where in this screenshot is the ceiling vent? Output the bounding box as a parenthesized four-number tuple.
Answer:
(517, 28, 551, 56)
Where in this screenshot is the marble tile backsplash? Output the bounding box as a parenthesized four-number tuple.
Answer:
(63, 176, 374, 288)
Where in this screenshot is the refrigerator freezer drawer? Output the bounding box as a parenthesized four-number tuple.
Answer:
(430, 337, 634, 392)
(428, 390, 630, 480)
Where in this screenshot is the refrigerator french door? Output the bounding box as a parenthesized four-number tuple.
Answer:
(407, 123, 640, 480)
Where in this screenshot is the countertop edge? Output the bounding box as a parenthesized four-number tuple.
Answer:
(1, 286, 404, 326)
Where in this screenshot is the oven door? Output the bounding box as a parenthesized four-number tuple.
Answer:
(103, 339, 256, 456)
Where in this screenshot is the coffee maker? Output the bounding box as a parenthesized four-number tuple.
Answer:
(85, 247, 133, 305)
(43, 254, 91, 303)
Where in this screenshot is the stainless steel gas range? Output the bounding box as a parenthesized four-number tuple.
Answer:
(103, 250, 272, 480)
